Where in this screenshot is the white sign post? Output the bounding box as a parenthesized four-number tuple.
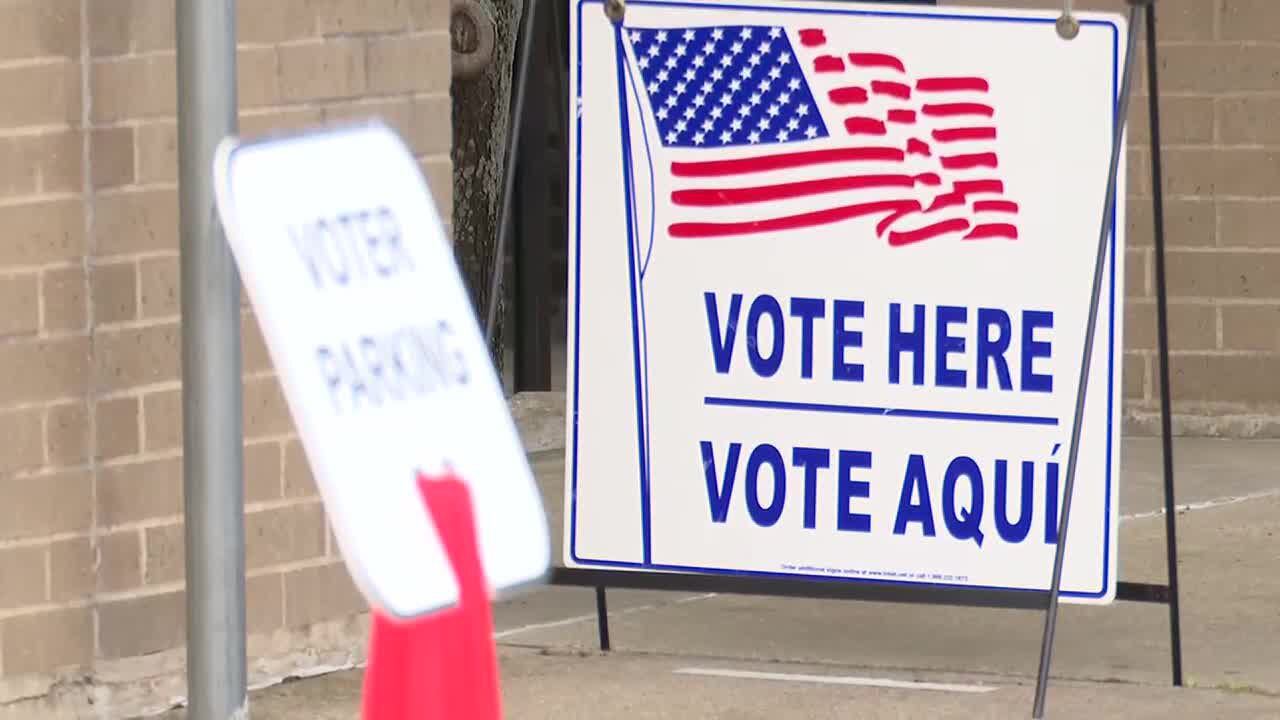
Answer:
(565, 0, 1127, 604)
(212, 122, 551, 620)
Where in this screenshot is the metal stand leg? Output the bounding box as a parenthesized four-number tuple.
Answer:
(1143, 0, 1184, 688)
(1032, 5, 1143, 717)
(595, 586, 612, 652)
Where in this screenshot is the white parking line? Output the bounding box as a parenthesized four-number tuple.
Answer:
(674, 667, 999, 694)
(1121, 488, 1280, 522)
(493, 593, 718, 640)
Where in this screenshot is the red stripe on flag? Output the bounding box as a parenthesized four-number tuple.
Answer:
(941, 152, 998, 170)
(890, 218, 970, 246)
(671, 174, 926, 206)
(965, 223, 1019, 240)
(933, 127, 997, 142)
(799, 29, 827, 47)
(907, 138, 931, 157)
(954, 179, 1004, 195)
(849, 53, 905, 72)
(974, 200, 1019, 213)
(917, 77, 990, 92)
(926, 193, 965, 212)
(888, 109, 917, 124)
(844, 117, 887, 135)
(670, 199, 918, 238)
(829, 87, 869, 104)
(814, 55, 845, 72)
(671, 146, 907, 177)
(922, 102, 995, 118)
(872, 80, 911, 100)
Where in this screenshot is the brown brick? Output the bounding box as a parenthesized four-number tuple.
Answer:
(284, 561, 364, 627)
(97, 188, 179, 256)
(0, 336, 89, 406)
(96, 322, 181, 391)
(411, 0, 451, 31)
(2, 607, 92, 674)
(0, 131, 81, 197)
(1126, 248, 1149, 297)
(1148, 0, 1218, 41)
(1126, 197, 1214, 249)
(144, 522, 184, 584)
(46, 401, 89, 466)
(0, 407, 44, 474)
(43, 266, 88, 332)
(0, 60, 80, 127)
(246, 502, 326, 571)
(0, 545, 46, 610)
(244, 375, 293, 438)
(1127, 95, 1213, 147)
(278, 39, 366, 103)
(238, 46, 281, 109)
(1221, 305, 1280, 352)
(248, 572, 285, 635)
(134, 121, 177, 185)
(139, 255, 179, 318)
(1171, 354, 1280, 404)
(92, 127, 136, 189)
(1166, 149, 1280, 198)
(1159, 44, 1280, 94)
(0, 470, 92, 542)
(142, 388, 182, 452)
(49, 537, 91, 602)
(89, 0, 174, 56)
(0, 198, 85, 266)
(96, 395, 141, 460)
(366, 33, 449, 95)
(242, 311, 272, 374)
(238, 106, 324, 140)
(315, 0, 414, 34)
(1218, 0, 1280, 42)
(1168, 250, 1280, 300)
(422, 156, 452, 225)
(99, 457, 182, 527)
(92, 261, 138, 324)
(245, 441, 282, 503)
(237, 0, 316, 45)
(324, 95, 451, 156)
(1217, 97, 1280, 146)
(1124, 301, 1216, 352)
(103, 530, 144, 592)
(0, 273, 40, 337)
(283, 438, 318, 498)
(0, 0, 80, 61)
(1124, 351, 1147, 401)
(99, 590, 184, 658)
(92, 54, 177, 123)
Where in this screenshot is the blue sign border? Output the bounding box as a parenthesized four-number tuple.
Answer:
(567, 0, 1122, 601)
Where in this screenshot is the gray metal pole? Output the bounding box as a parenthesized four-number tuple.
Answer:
(1031, 4, 1142, 717)
(176, 1, 247, 719)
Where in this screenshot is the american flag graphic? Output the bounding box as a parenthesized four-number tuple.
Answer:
(620, 23, 1020, 246)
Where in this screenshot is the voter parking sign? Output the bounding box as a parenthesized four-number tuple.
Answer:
(565, 0, 1126, 603)
(213, 123, 551, 619)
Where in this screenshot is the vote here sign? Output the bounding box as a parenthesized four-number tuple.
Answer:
(565, 0, 1128, 603)
(213, 123, 551, 619)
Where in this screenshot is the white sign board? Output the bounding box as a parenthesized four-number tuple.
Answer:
(213, 123, 551, 619)
(565, 0, 1126, 603)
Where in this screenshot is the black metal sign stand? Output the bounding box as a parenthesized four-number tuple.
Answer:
(494, 0, 1183, 717)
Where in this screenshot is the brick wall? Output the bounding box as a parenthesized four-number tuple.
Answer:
(0, 0, 451, 716)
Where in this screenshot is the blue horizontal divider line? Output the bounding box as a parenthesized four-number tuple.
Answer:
(704, 396, 1059, 427)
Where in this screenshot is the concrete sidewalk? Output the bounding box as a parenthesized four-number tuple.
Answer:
(154, 435, 1280, 718)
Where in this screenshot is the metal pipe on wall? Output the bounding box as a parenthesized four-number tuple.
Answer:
(176, 1, 248, 718)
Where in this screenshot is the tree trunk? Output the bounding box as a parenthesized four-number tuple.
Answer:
(451, 0, 523, 372)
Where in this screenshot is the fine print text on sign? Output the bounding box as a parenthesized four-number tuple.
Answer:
(214, 123, 551, 619)
(565, 0, 1127, 603)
